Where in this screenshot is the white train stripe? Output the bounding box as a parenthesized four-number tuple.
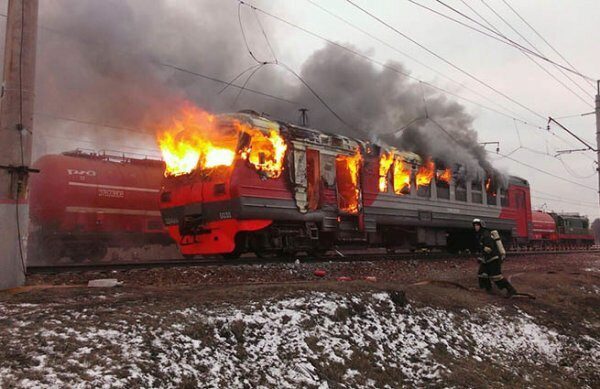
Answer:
(68, 181, 160, 193)
(66, 206, 161, 216)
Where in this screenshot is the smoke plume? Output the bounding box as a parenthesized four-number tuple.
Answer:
(32, 0, 492, 177)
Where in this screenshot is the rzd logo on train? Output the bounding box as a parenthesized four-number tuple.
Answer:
(67, 169, 97, 176)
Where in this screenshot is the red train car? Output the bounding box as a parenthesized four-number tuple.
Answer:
(28, 150, 172, 264)
(159, 111, 533, 258)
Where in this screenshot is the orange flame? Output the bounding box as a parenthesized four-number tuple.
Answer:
(436, 168, 452, 184)
(238, 124, 287, 179)
(393, 157, 411, 194)
(157, 105, 286, 178)
(336, 151, 362, 214)
(379, 151, 394, 192)
(416, 160, 435, 188)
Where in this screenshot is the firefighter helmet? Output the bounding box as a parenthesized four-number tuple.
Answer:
(472, 218, 486, 227)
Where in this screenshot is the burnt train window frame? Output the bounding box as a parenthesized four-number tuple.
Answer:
(455, 179, 467, 202)
(435, 177, 450, 200)
(471, 179, 483, 204)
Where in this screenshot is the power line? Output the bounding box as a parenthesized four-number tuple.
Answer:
(500, 0, 595, 89)
(236, 7, 359, 134)
(491, 150, 597, 192)
(304, 0, 527, 121)
(36, 112, 154, 136)
(477, 0, 592, 105)
(346, 0, 548, 122)
(19, 12, 304, 108)
(239, 0, 549, 133)
(409, 0, 595, 83)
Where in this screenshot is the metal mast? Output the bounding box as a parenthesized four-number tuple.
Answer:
(0, 0, 39, 289)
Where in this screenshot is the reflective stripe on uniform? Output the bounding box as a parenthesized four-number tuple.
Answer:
(490, 274, 504, 281)
(482, 256, 499, 264)
(478, 273, 489, 278)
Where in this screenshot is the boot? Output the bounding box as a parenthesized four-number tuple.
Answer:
(505, 283, 517, 298)
(495, 279, 517, 298)
(479, 277, 492, 293)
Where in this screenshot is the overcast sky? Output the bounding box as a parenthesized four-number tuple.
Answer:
(2, 0, 598, 217)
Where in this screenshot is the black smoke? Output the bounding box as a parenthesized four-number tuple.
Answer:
(31, 0, 492, 176)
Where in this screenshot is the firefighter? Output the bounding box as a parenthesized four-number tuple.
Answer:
(473, 218, 517, 297)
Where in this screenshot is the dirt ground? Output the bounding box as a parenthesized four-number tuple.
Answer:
(1, 253, 599, 388)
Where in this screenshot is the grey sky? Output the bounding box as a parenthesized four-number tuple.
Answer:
(1, 0, 598, 217)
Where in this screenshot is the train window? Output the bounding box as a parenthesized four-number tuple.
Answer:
(583, 219, 589, 229)
(455, 180, 467, 202)
(569, 218, 583, 229)
(471, 180, 483, 204)
(417, 184, 431, 198)
(486, 190, 497, 205)
(436, 182, 450, 200)
(500, 189, 508, 207)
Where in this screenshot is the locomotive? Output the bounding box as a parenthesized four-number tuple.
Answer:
(28, 150, 173, 265)
(531, 210, 594, 249)
(159, 110, 547, 258)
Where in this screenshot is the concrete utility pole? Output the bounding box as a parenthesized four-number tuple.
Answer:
(0, 0, 39, 290)
(596, 80, 600, 207)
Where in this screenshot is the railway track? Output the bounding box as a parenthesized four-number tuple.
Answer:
(26, 249, 600, 275)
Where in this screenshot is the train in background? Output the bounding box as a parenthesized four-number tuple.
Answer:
(157, 110, 596, 258)
(28, 150, 173, 265)
(531, 211, 594, 249)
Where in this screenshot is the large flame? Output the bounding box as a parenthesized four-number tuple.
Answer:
(393, 157, 411, 194)
(379, 151, 394, 192)
(436, 168, 452, 184)
(416, 160, 435, 188)
(238, 124, 287, 179)
(336, 151, 362, 214)
(157, 105, 286, 177)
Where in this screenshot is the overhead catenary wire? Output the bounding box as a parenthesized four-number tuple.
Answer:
(477, 0, 593, 104)
(407, 0, 595, 83)
(304, 0, 528, 122)
(490, 151, 597, 192)
(238, 0, 549, 133)
(444, 0, 594, 99)
(236, 6, 359, 135)
(500, 0, 595, 89)
(346, 0, 549, 123)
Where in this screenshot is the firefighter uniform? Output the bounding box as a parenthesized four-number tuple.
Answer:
(474, 220, 517, 297)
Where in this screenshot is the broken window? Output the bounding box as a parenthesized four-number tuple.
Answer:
(436, 167, 451, 200)
(455, 179, 467, 202)
(471, 179, 483, 204)
(416, 160, 435, 198)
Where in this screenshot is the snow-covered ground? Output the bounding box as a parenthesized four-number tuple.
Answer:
(1, 291, 598, 388)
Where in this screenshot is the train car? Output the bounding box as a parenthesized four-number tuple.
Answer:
(549, 212, 594, 248)
(28, 150, 173, 264)
(530, 210, 557, 248)
(159, 111, 529, 258)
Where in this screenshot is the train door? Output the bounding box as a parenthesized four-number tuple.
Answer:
(335, 153, 363, 231)
(512, 187, 529, 239)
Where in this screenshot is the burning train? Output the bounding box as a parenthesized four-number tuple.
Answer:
(26, 108, 593, 265)
(157, 107, 593, 258)
(28, 150, 173, 265)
